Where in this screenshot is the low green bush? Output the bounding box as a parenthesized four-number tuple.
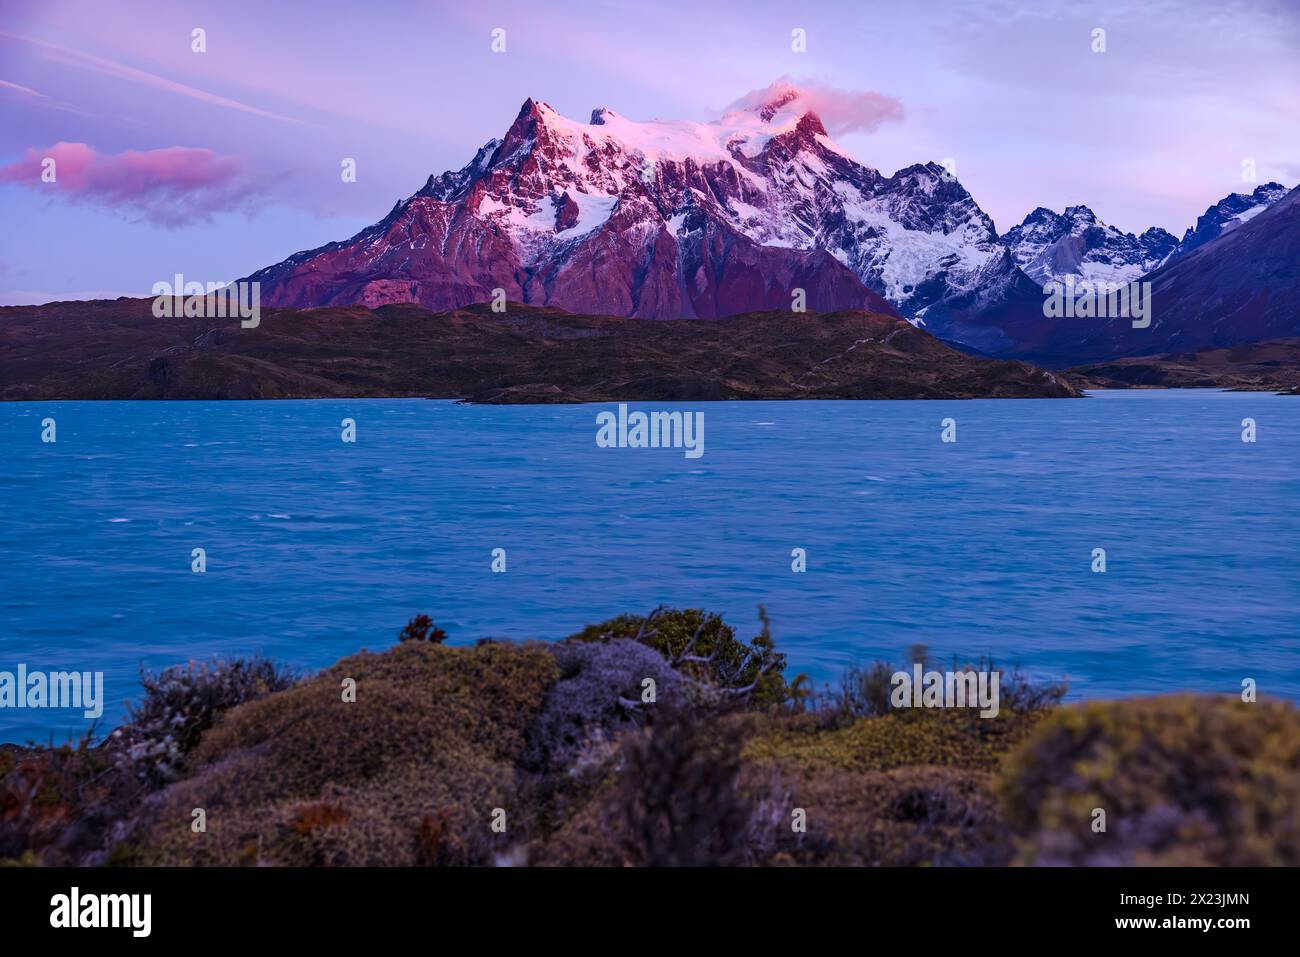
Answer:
(569, 606, 788, 706)
(136, 640, 559, 866)
(745, 707, 1047, 774)
(1000, 694, 1300, 865)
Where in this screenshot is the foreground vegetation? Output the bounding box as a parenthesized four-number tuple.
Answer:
(3, 607, 1296, 867)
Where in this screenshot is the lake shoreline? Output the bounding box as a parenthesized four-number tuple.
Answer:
(3, 613, 1294, 867)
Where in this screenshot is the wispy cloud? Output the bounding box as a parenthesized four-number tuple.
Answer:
(0, 78, 44, 97)
(0, 74, 106, 120)
(0, 31, 309, 126)
(0, 142, 258, 226)
(724, 77, 904, 136)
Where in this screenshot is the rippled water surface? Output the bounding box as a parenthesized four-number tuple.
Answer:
(2, 391, 1297, 741)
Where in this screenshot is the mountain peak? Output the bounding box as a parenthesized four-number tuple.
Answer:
(1062, 205, 1098, 224)
(496, 98, 567, 159)
(1016, 207, 1063, 228)
(251, 90, 1015, 332)
(1248, 181, 1286, 201)
(794, 110, 827, 137)
(755, 85, 803, 122)
(1139, 225, 1176, 241)
(1001, 202, 1180, 287)
(1177, 181, 1293, 255)
(743, 83, 834, 135)
(889, 161, 957, 185)
(510, 98, 564, 128)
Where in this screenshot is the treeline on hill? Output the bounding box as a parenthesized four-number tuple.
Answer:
(2, 607, 1297, 867)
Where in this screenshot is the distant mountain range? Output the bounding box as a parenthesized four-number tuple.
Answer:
(246, 91, 1298, 366)
(1000, 206, 1179, 287)
(982, 184, 1300, 364)
(998, 183, 1289, 289)
(1174, 182, 1290, 256)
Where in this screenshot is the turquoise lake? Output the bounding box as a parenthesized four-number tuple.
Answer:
(2, 390, 1297, 742)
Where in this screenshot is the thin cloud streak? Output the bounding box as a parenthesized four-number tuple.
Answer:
(0, 31, 311, 126)
(0, 78, 44, 97)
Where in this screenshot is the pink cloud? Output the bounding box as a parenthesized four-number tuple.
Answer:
(0, 142, 256, 226)
(725, 76, 904, 136)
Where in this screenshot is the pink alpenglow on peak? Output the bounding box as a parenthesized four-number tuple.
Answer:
(248, 94, 907, 320)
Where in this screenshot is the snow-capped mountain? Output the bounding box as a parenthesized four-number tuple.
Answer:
(1000, 206, 1178, 287)
(999, 184, 1291, 291)
(971, 184, 1300, 365)
(250, 93, 1027, 334)
(247, 92, 1295, 363)
(251, 97, 891, 320)
(1173, 182, 1289, 256)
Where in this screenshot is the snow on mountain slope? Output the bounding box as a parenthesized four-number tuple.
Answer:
(250, 92, 1025, 330)
(994, 185, 1300, 365)
(250, 96, 892, 320)
(1172, 182, 1289, 256)
(244, 89, 1300, 361)
(1000, 206, 1178, 286)
(998, 183, 1291, 297)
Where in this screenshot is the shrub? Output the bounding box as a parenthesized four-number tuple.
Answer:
(0, 747, 73, 861)
(524, 639, 689, 772)
(820, 661, 897, 724)
(738, 761, 1002, 866)
(532, 707, 777, 867)
(118, 657, 299, 785)
(398, 614, 447, 643)
(134, 640, 560, 866)
(0, 734, 121, 865)
(569, 606, 788, 706)
(995, 663, 1068, 713)
(812, 651, 1066, 730)
(746, 707, 1047, 775)
(615, 707, 753, 866)
(999, 694, 1300, 865)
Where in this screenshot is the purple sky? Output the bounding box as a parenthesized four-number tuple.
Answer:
(1, 0, 1297, 304)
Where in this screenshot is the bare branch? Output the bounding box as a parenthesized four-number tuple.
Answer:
(632, 606, 665, 645)
(671, 620, 710, 667)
